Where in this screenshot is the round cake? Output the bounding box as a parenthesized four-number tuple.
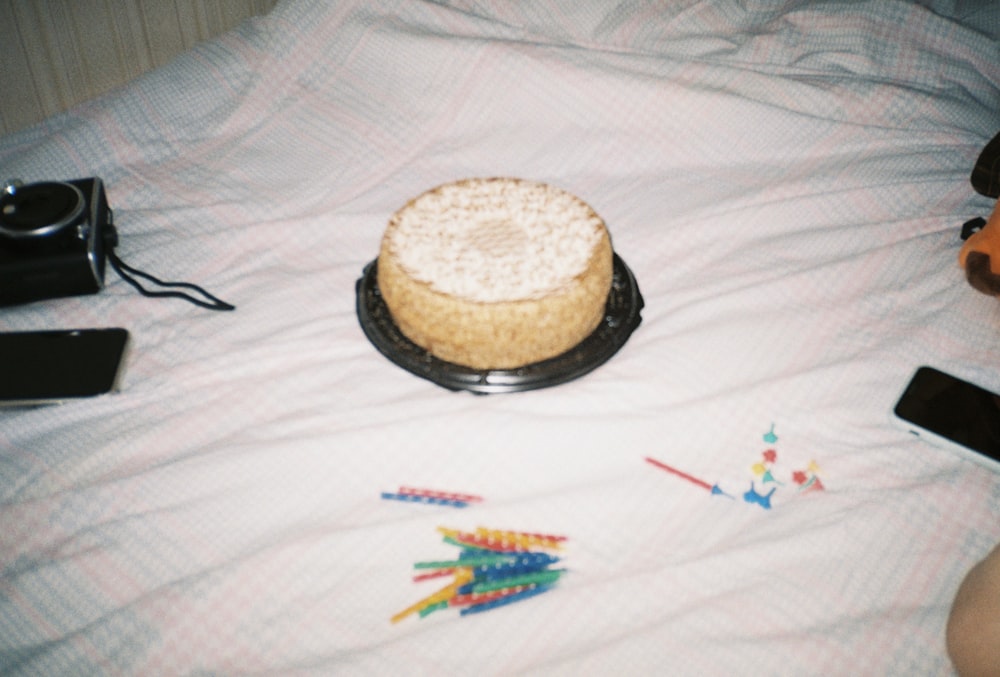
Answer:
(377, 177, 614, 370)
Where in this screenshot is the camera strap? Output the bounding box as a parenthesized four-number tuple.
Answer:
(104, 228, 235, 311)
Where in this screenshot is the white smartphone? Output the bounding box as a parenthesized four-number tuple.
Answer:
(0, 328, 129, 406)
(893, 366, 1000, 472)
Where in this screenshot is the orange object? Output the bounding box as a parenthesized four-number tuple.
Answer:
(959, 131, 1000, 297)
(959, 200, 1000, 296)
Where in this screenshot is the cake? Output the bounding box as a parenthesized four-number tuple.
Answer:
(376, 177, 614, 370)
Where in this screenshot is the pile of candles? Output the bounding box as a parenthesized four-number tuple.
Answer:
(391, 526, 567, 622)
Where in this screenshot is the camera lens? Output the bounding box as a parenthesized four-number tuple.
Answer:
(0, 181, 85, 238)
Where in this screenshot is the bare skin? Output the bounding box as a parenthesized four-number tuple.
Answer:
(947, 542, 1000, 676)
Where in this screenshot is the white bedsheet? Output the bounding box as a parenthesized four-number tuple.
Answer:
(2, 1, 999, 674)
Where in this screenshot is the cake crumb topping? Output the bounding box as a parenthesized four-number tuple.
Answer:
(386, 178, 605, 302)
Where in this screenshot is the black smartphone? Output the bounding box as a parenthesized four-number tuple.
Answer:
(0, 328, 129, 406)
(893, 366, 1000, 471)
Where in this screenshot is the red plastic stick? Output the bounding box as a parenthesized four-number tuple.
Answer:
(644, 456, 714, 492)
(413, 568, 456, 582)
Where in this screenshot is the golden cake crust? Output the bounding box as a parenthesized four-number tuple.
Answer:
(377, 178, 614, 370)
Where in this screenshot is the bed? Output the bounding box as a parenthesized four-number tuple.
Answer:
(2, 1, 999, 674)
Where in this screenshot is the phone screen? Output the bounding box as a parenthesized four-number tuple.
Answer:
(894, 366, 1000, 464)
(0, 328, 129, 405)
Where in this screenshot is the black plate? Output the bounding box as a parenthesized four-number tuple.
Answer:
(356, 253, 643, 394)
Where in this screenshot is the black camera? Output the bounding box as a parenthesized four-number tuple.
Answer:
(0, 177, 113, 306)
